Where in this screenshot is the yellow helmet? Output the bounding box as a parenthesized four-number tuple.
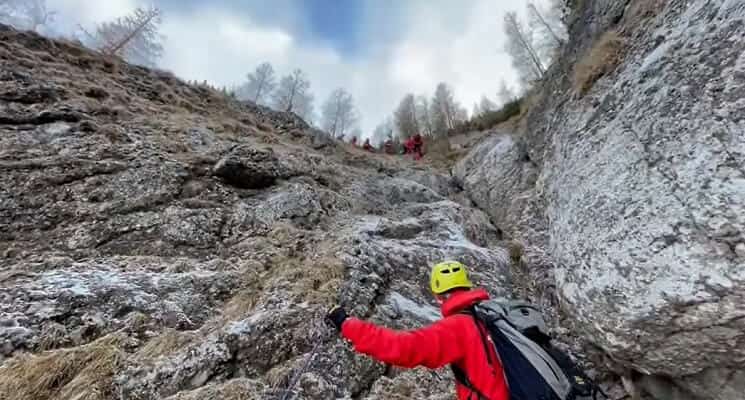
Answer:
(430, 261, 473, 294)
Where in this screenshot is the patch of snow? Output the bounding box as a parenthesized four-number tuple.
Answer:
(639, 40, 673, 72)
(225, 311, 269, 335)
(388, 292, 440, 322)
(44, 122, 71, 136)
(355, 216, 383, 235)
(0, 325, 33, 345)
(38, 272, 93, 297)
(443, 229, 508, 265)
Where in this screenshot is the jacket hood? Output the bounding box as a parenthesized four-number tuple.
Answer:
(441, 288, 490, 317)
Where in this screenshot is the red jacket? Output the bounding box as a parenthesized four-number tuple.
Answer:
(341, 289, 509, 400)
(403, 138, 414, 152)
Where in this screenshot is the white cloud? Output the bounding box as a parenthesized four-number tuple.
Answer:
(47, 0, 141, 32)
(44, 0, 533, 137)
(351, 0, 526, 134)
(159, 9, 296, 86)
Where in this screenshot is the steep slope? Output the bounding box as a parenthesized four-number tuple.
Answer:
(456, 1, 744, 399)
(0, 25, 512, 399)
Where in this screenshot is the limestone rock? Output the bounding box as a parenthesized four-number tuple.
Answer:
(455, 1, 745, 398)
(0, 23, 510, 400)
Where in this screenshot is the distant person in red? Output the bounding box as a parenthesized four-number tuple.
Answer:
(403, 136, 415, 155)
(350, 136, 357, 146)
(362, 138, 374, 152)
(412, 133, 424, 160)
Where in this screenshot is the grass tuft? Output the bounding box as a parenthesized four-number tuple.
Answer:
(0, 334, 126, 400)
(573, 31, 626, 95)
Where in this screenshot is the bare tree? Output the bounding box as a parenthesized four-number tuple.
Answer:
(504, 11, 545, 86)
(394, 94, 419, 139)
(0, 0, 54, 32)
(479, 96, 497, 114)
(321, 88, 359, 139)
(472, 103, 482, 119)
(415, 95, 434, 137)
(238, 62, 276, 105)
(528, 2, 565, 47)
(527, 1, 567, 62)
(431, 83, 451, 135)
(497, 80, 518, 105)
(81, 6, 164, 67)
(431, 82, 464, 136)
(454, 107, 468, 125)
(294, 92, 315, 124)
(372, 117, 394, 145)
(273, 69, 313, 115)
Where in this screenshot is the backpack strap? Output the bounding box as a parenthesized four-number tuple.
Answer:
(449, 306, 500, 400)
(451, 364, 490, 400)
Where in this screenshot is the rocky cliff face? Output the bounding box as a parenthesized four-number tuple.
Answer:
(456, 1, 745, 399)
(0, 25, 515, 400)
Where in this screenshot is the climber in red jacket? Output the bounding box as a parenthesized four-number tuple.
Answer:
(362, 138, 374, 152)
(326, 261, 509, 400)
(402, 136, 412, 154)
(412, 133, 424, 160)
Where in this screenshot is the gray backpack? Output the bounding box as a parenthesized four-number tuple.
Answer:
(483, 299, 550, 339)
(452, 299, 605, 400)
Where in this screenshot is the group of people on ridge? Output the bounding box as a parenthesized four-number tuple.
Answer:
(402, 133, 425, 160)
(348, 133, 425, 160)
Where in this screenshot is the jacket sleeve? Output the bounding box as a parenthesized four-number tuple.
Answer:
(340, 316, 467, 369)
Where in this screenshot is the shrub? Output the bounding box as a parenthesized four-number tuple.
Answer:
(573, 30, 626, 95)
(423, 137, 451, 157)
(486, 98, 522, 125)
(448, 98, 522, 136)
(461, 97, 523, 134)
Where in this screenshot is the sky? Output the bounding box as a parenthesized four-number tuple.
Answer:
(44, 0, 539, 136)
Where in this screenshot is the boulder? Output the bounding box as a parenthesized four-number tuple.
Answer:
(212, 145, 291, 189)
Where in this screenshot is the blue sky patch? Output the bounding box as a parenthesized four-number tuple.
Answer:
(302, 0, 363, 56)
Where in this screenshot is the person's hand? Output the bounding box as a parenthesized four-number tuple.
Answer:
(326, 306, 348, 331)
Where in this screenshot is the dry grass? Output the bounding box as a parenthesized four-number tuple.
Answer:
(204, 236, 344, 332)
(266, 225, 345, 303)
(166, 378, 266, 400)
(507, 240, 525, 266)
(221, 286, 262, 322)
(38, 323, 69, 351)
(301, 255, 345, 305)
(573, 30, 626, 95)
(420, 137, 458, 170)
(268, 253, 345, 306)
(625, 0, 667, 26)
(0, 334, 125, 400)
(423, 137, 451, 156)
(516, 90, 541, 121)
(138, 329, 200, 361)
(256, 121, 274, 133)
